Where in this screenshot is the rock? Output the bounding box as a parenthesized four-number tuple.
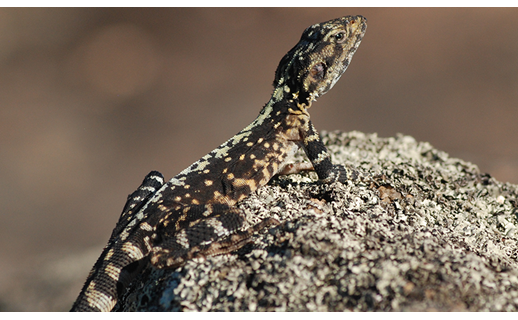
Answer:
(117, 131, 518, 311)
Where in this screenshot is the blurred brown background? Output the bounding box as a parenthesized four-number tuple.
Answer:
(0, 8, 517, 311)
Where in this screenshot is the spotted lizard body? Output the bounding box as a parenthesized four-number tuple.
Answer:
(71, 15, 367, 312)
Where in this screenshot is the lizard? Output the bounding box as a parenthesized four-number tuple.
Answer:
(70, 15, 367, 312)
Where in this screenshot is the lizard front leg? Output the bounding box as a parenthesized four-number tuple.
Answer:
(301, 120, 359, 183)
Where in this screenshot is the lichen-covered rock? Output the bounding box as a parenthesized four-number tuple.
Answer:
(117, 131, 518, 311)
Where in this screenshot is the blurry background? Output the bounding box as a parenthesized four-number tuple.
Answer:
(0, 8, 517, 311)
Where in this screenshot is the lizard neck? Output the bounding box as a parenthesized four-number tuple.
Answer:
(258, 85, 312, 122)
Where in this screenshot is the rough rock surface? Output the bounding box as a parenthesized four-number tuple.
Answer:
(116, 131, 518, 312)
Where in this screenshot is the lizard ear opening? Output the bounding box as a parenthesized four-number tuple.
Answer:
(309, 62, 326, 82)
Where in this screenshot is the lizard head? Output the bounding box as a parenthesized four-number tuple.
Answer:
(273, 15, 367, 107)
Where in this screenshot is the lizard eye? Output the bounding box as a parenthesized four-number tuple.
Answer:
(334, 31, 346, 43)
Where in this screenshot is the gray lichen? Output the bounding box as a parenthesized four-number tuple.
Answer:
(118, 131, 518, 311)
